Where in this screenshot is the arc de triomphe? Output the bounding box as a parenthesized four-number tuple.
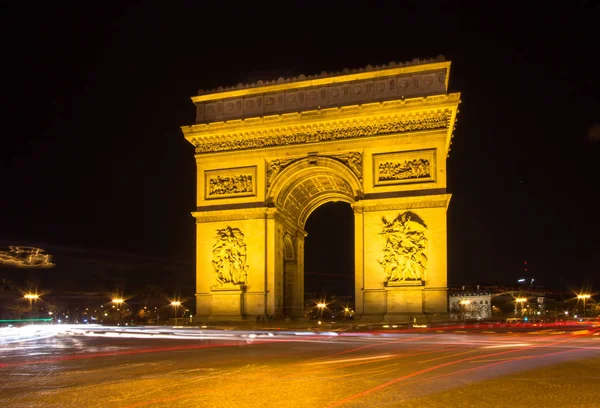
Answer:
(181, 57, 460, 321)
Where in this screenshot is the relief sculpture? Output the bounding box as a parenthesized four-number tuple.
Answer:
(266, 158, 296, 188)
(378, 212, 428, 283)
(378, 158, 430, 182)
(212, 226, 248, 286)
(267, 151, 362, 189)
(194, 115, 450, 153)
(330, 151, 362, 182)
(208, 174, 253, 196)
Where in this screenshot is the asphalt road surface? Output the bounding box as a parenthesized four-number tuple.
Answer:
(1, 325, 599, 407)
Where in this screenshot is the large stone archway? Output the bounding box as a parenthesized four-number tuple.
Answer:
(182, 57, 460, 321)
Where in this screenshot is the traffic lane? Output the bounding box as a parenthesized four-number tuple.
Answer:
(1, 331, 598, 407)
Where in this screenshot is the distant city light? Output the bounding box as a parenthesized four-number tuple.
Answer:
(0, 246, 55, 268)
(517, 278, 526, 283)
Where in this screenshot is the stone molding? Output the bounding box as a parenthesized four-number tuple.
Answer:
(352, 194, 451, 213)
(184, 105, 457, 155)
(192, 206, 297, 228)
(184, 93, 458, 135)
(195, 57, 447, 97)
(192, 207, 270, 223)
(194, 69, 449, 122)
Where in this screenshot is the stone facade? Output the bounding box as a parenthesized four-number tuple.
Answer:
(182, 58, 461, 321)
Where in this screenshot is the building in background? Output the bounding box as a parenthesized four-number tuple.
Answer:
(448, 287, 492, 321)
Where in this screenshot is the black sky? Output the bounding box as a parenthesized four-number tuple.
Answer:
(1, 2, 598, 293)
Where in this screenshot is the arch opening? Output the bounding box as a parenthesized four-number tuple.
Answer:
(304, 201, 354, 320)
(268, 156, 362, 227)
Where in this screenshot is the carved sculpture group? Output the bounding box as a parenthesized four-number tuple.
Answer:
(194, 115, 450, 154)
(379, 212, 428, 282)
(212, 226, 248, 286)
(267, 151, 363, 189)
(208, 174, 253, 196)
(378, 158, 430, 182)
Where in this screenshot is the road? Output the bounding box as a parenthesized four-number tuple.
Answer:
(1, 324, 599, 407)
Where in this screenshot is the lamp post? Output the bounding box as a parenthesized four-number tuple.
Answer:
(112, 298, 124, 324)
(459, 300, 470, 321)
(317, 302, 326, 318)
(577, 294, 591, 318)
(24, 293, 40, 318)
(515, 297, 527, 316)
(171, 301, 181, 324)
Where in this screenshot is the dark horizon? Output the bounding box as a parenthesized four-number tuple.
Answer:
(1, 3, 598, 297)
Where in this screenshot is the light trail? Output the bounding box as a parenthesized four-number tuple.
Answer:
(326, 329, 600, 407)
(304, 354, 397, 365)
(0, 341, 246, 368)
(482, 343, 530, 348)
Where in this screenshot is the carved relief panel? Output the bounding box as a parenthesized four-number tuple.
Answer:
(373, 149, 436, 186)
(204, 166, 257, 200)
(212, 226, 248, 287)
(266, 151, 362, 190)
(378, 211, 428, 284)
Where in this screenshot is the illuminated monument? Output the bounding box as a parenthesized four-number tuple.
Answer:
(182, 57, 460, 321)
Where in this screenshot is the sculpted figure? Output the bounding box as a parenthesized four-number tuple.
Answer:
(212, 226, 248, 285)
(378, 212, 428, 282)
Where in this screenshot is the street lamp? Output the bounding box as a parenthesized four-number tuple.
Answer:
(577, 294, 591, 318)
(317, 302, 326, 318)
(24, 293, 40, 318)
(112, 298, 124, 323)
(171, 301, 182, 324)
(515, 297, 527, 315)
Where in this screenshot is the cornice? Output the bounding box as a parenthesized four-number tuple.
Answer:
(182, 94, 460, 155)
(193, 59, 450, 102)
(353, 193, 452, 213)
(192, 207, 270, 223)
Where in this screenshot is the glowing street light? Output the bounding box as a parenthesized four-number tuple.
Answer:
(577, 294, 591, 318)
(514, 297, 527, 315)
(171, 301, 182, 323)
(24, 293, 40, 318)
(112, 298, 125, 323)
(317, 302, 326, 318)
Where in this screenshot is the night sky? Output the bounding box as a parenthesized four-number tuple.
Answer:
(1, 2, 598, 295)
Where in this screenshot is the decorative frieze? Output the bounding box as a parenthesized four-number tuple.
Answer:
(374, 149, 436, 186)
(205, 166, 256, 200)
(193, 114, 450, 154)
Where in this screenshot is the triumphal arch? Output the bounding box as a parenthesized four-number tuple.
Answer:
(181, 57, 460, 321)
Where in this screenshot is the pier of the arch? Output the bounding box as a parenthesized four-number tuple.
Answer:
(183, 58, 460, 321)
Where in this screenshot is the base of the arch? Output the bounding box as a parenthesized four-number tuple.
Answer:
(210, 286, 245, 319)
(360, 285, 447, 318)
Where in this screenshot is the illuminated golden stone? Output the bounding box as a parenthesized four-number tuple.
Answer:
(182, 57, 460, 321)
